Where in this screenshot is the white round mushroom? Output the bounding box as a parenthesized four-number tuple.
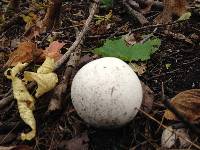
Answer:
(71, 57, 143, 127)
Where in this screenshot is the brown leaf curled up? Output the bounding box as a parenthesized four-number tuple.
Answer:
(5, 41, 64, 67)
(5, 41, 42, 66)
(154, 0, 188, 24)
(5, 42, 37, 67)
(164, 89, 200, 123)
(141, 81, 155, 113)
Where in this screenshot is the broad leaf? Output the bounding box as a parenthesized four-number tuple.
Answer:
(93, 37, 161, 62)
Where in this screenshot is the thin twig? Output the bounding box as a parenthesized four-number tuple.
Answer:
(54, 0, 100, 70)
(0, 95, 13, 109)
(0, 122, 19, 145)
(137, 108, 200, 149)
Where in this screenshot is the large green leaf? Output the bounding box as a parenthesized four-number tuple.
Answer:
(93, 37, 161, 62)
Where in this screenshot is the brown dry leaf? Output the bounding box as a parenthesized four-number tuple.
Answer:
(141, 0, 154, 14)
(58, 132, 89, 150)
(164, 89, 200, 123)
(161, 126, 191, 149)
(154, 0, 188, 24)
(42, 41, 65, 61)
(129, 63, 147, 76)
(190, 33, 199, 40)
(24, 20, 45, 40)
(123, 33, 136, 45)
(161, 126, 176, 148)
(21, 12, 38, 32)
(141, 81, 155, 113)
(5, 41, 43, 67)
(176, 128, 191, 148)
(5, 41, 63, 67)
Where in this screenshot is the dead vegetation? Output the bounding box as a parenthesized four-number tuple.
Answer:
(0, 0, 200, 149)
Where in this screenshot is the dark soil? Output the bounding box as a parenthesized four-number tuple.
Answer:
(0, 0, 200, 149)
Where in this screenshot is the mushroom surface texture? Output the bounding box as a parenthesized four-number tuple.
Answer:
(71, 57, 143, 127)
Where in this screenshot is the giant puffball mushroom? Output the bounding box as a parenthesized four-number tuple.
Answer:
(71, 57, 143, 127)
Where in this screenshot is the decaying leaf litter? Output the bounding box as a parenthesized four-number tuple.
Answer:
(0, 0, 200, 149)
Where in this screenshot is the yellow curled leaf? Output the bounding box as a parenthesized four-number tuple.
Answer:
(4, 62, 28, 79)
(4, 63, 36, 141)
(24, 72, 58, 98)
(23, 57, 58, 98)
(17, 100, 36, 141)
(12, 77, 35, 110)
(37, 57, 55, 74)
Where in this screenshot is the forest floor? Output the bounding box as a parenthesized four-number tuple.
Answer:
(0, 0, 200, 149)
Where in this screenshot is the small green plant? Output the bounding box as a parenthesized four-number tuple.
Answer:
(93, 36, 161, 62)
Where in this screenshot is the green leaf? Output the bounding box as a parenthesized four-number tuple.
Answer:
(93, 37, 161, 62)
(101, 0, 113, 8)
